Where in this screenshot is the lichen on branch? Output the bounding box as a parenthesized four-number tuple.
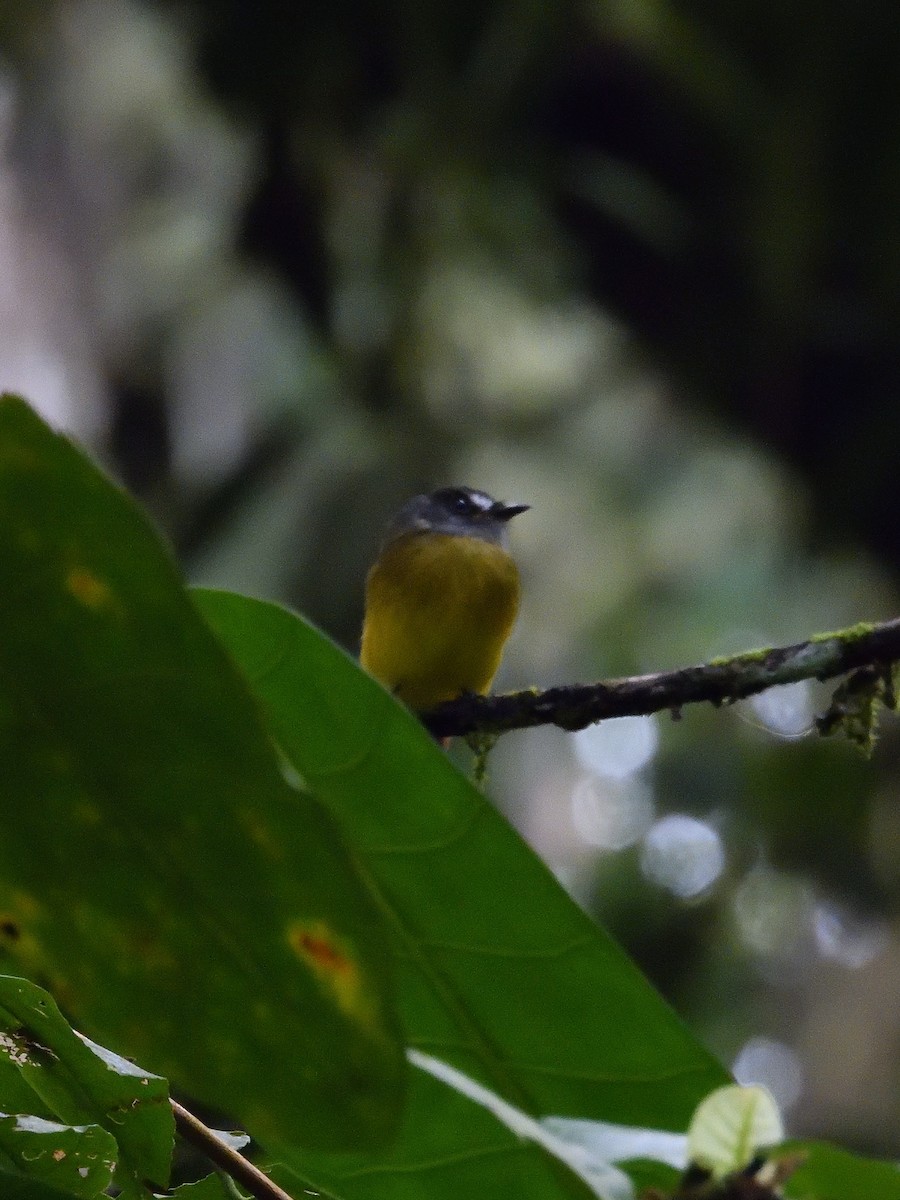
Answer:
(421, 617, 900, 749)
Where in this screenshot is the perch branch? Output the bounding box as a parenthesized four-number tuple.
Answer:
(421, 617, 900, 739)
(171, 1099, 295, 1200)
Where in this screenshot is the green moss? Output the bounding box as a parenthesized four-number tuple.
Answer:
(707, 623, 876, 670)
(465, 730, 499, 787)
(810, 621, 875, 645)
(707, 644, 777, 668)
(816, 668, 883, 755)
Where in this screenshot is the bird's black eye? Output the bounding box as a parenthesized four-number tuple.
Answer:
(432, 486, 481, 517)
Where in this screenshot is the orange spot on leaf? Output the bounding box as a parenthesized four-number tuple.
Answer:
(287, 920, 377, 1031)
(292, 921, 355, 979)
(298, 931, 351, 973)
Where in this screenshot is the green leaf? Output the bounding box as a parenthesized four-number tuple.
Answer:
(0, 1114, 116, 1198)
(0, 1171, 91, 1200)
(784, 1140, 900, 1200)
(0, 396, 404, 1151)
(0, 976, 168, 1192)
(0, 1044, 54, 1120)
(195, 590, 729, 1199)
(686, 1084, 782, 1178)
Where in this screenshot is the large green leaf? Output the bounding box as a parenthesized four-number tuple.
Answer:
(195, 589, 729, 1198)
(0, 396, 404, 1150)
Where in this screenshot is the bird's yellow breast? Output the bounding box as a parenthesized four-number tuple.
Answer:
(360, 532, 521, 710)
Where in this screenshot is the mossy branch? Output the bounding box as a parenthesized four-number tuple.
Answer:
(421, 617, 900, 746)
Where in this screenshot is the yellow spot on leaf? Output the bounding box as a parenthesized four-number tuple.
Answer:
(238, 809, 284, 861)
(11, 891, 42, 921)
(287, 920, 376, 1031)
(72, 802, 101, 825)
(65, 567, 116, 613)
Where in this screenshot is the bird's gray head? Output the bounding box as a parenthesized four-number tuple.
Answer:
(384, 486, 529, 549)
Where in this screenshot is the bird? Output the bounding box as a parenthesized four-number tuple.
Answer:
(360, 487, 529, 711)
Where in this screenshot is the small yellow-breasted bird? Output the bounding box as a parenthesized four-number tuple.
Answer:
(360, 487, 529, 710)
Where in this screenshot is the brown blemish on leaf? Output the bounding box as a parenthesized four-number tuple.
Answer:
(0, 893, 57, 983)
(65, 566, 117, 613)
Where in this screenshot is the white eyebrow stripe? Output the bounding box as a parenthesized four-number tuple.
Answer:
(470, 491, 494, 510)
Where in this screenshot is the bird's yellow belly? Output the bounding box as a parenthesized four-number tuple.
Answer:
(360, 533, 521, 710)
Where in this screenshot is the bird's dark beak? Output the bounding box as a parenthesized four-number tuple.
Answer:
(494, 502, 530, 521)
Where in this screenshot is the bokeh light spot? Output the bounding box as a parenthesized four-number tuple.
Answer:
(573, 715, 659, 780)
(746, 682, 814, 738)
(733, 867, 815, 961)
(732, 1037, 804, 1114)
(812, 903, 889, 969)
(570, 777, 655, 850)
(640, 815, 725, 899)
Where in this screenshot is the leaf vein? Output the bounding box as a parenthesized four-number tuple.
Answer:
(412, 933, 596, 960)
(339, 1140, 532, 1179)
(364, 799, 485, 856)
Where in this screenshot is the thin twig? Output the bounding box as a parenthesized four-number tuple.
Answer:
(421, 617, 900, 739)
(171, 1099, 295, 1200)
